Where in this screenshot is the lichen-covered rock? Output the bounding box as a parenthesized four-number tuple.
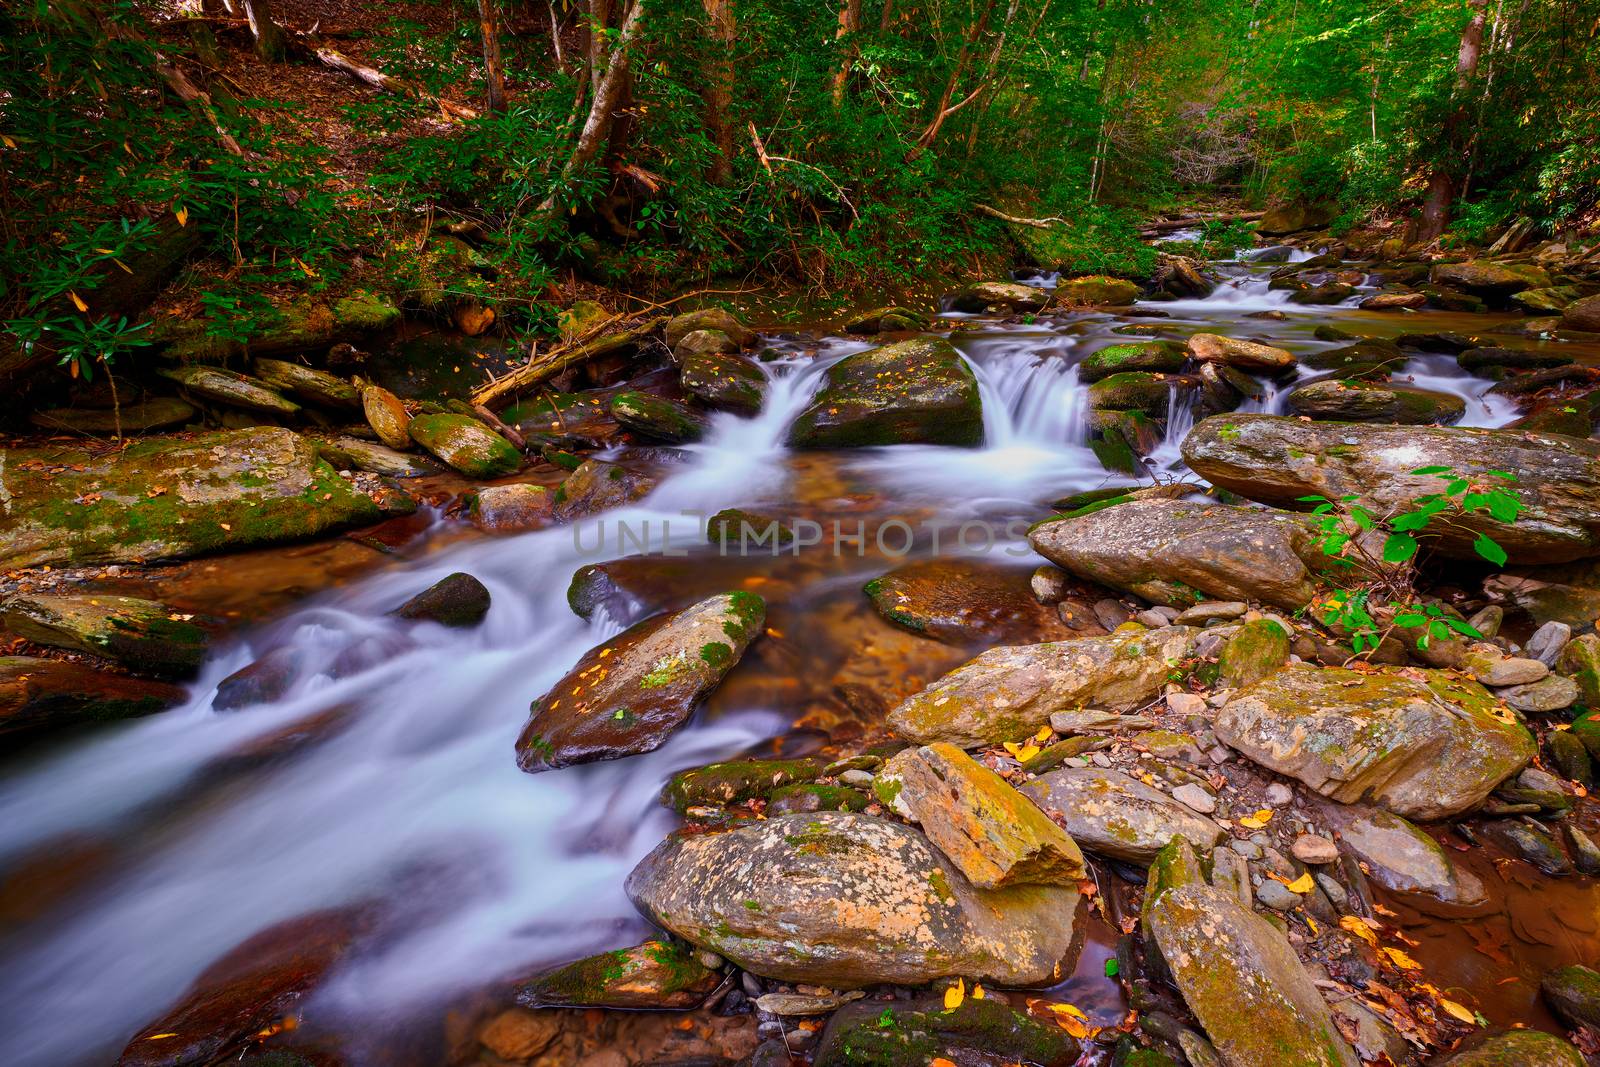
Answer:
(1542, 965, 1600, 1033)
(1144, 839, 1360, 1067)
(362, 385, 412, 449)
(950, 280, 1049, 313)
(879, 743, 1085, 888)
(1183, 414, 1600, 565)
(0, 656, 186, 739)
(1316, 803, 1485, 906)
(1185, 333, 1295, 372)
(888, 627, 1195, 746)
(407, 414, 522, 478)
(788, 338, 982, 447)
(1430, 1030, 1585, 1067)
(391, 572, 491, 627)
(1078, 341, 1186, 383)
(1030, 498, 1324, 610)
(515, 591, 765, 771)
(1286, 380, 1466, 425)
(553, 460, 657, 521)
(607, 391, 706, 443)
(664, 308, 757, 349)
(514, 939, 720, 1010)
(253, 359, 359, 410)
(469, 483, 554, 531)
(1, 593, 210, 678)
(1216, 664, 1534, 820)
(1087, 371, 1176, 413)
(1430, 260, 1552, 299)
(1054, 275, 1141, 306)
(624, 812, 1079, 986)
(680, 351, 766, 414)
(864, 558, 1070, 645)
(1021, 766, 1224, 863)
(1217, 618, 1291, 688)
(159, 365, 301, 418)
(660, 757, 824, 813)
(812, 996, 1079, 1067)
(673, 328, 739, 361)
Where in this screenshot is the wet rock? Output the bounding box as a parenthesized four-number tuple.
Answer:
(1216, 664, 1534, 820)
(1286, 379, 1465, 425)
(553, 460, 656, 521)
(1185, 333, 1295, 373)
(606, 391, 706, 444)
(31, 397, 196, 434)
(673, 328, 739, 362)
(767, 782, 869, 815)
(516, 591, 765, 771)
(1457, 346, 1570, 373)
(1021, 766, 1224, 863)
(1528, 621, 1573, 666)
(159, 365, 301, 418)
(1430, 260, 1551, 299)
(888, 626, 1195, 747)
(253, 359, 359, 410)
(213, 647, 302, 712)
(361, 385, 412, 449)
(1030, 498, 1324, 610)
(1487, 821, 1570, 875)
(664, 308, 757, 349)
(864, 558, 1069, 645)
(312, 435, 437, 477)
(1300, 338, 1405, 375)
(1216, 619, 1291, 688)
(469, 483, 554, 531)
(680, 350, 766, 414)
(0, 655, 186, 739)
(1289, 282, 1356, 305)
(661, 757, 823, 813)
(565, 556, 711, 624)
(1512, 286, 1581, 314)
(1547, 730, 1593, 785)
(788, 338, 982, 448)
(1143, 839, 1360, 1067)
(1054, 274, 1142, 305)
(1562, 293, 1600, 332)
(1569, 827, 1600, 875)
(879, 743, 1085, 888)
(2, 593, 210, 678)
(118, 908, 367, 1067)
(1317, 804, 1486, 906)
(391, 572, 491, 627)
(1088, 371, 1177, 413)
(844, 305, 928, 333)
(1183, 414, 1600, 565)
(1430, 1030, 1585, 1067)
(754, 990, 864, 1015)
(1360, 290, 1427, 311)
(1499, 674, 1579, 712)
(1031, 564, 1068, 604)
(1561, 634, 1600, 706)
(625, 811, 1080, 986)
(707, 507, 795, 551)
(950, 280, 1050, 313)
(1479, 656, 1548, 686)
(811, 996, 1079, 1067)
(1257, 201, 1335, 235)
(407, 414, 522, 478)
(514, 939, 721, 1009)
(1078, 340, 1186, 383)
(1486, 566, 1600, 631)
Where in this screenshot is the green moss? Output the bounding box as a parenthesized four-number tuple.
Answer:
(699, 641, 733, 668)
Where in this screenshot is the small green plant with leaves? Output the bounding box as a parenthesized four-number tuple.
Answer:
(1300, 466, 1523, 654)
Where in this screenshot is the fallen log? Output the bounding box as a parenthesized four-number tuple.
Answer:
(1139, 210, 1265, 236)
(974, 204, 1067, 230)
(472, 316, 667, 410)
(304, 44, 479, 120)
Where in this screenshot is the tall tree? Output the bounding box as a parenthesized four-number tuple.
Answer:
(1416, 0, 1489, 243)
(701, 0, 737, 181)
(477, 0, 508, 112)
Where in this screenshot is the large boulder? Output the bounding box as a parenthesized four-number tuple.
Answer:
(1431, 260, 1552, 299)
(664, 308, 757, 349)
(949, 280, 1049, 313)
(1185, 333, 1296, 372)
(1257, 201, 1335, 235)
(863, 558, 1070, 644)
(1078, 340, 1186, 383)
(625, 812, 1079, 987)
(1053, 275, 1141, 306)
(813, 996, 1078, 1067)
(515, 592, 765, 771)
(407, 414, 522, 478)
(1021, 766, 1224, 864)
(1542, 965, 1600, 1033)
(1215, 664, 1534, 820)
(1562, 293, 1600, 332)
(1087, 371, 1175, 413)
(0, 656, 186, 740)
(788, 338, 982, 448)
(1029, 497, 1324, 610)
(1143, 839, 1360, 1067)
(1183, 414, 1600, 565)
(1286, 379, 1466, 425)
(1316, 803, 1486, 906)
(878, 743, 1085, 888)
(1, 593, 209, 678)
(888, 627, 1195, 747)
(0, 428, 407, 568)
(1430, 1031, 1584, 1067)
(680, 351, 766, 414)
(252, 358, 359, 410)
(607, 391, 706, 443)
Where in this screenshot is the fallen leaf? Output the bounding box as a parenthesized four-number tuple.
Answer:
(943, 978, 965, 1011)
(1286, 872, 1315, 894)
(1438, 998, 1478, 1025)
(1340, 915, 1378, 947)
(1382, 946, 1422, 971)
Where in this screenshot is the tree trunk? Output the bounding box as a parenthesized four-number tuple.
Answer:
(829, 0, 862, 107)
(540, 0, 646, 215)
(241, 0, 287, 61)
(1416, 0, 1488, 243)
(701, 0, 737, 181)
(905, 0, 998, 162)
(477, 0, 508, 112)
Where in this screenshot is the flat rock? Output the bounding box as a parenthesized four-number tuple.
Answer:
(680, 351, 766, 414)
(253, 358, 359, 410)
(553, 460, 657, 521)
(1021, 766, 1224, 863)
(362, 385, 412, 449)
(312, 435, 438, 477)
(2, 593, 210, 678)
(1430, 1030, 1584, 1067)
(1286, 380, 1465, 425)
(1319, 804, 1485, 905)
(608, 391, 706, 443)
(516, 591, 765, 771)
(407, 413, 522, 478)
(787, 337, 982, 448)
(159, 365, 300, 418)
(514, 939, 720, 1010)
(864, 558, 1070, 644)
(1215, 664, 1534, 820)
(888, 626, 1195, 747)
(469, 483, 554, 531)
(880, 743, 1085, 888)
(1430, 260, 1551, 298)
(949, 280, 1050, 313)
(625, 812, 1080, 987)
(0, 655, 186, 740)
(1186, 333, 1295, 372)
(1499, 674, 1579, 712)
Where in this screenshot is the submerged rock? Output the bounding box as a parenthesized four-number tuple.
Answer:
(788, 337, 982, 448)
(0, 655, 186, 739)
(879, 742, 1085, 888)
(1, 593, 210, 678)
(1542, 965, 1600, 1032)
(1216, 664, 1534, 820)
(1431, 1030, 1585, 1067)
(1285, 379, 1466, 425)
(863, 558, 1069, 644)
(625, 811, 1080, 986)
(407, 414, 522, 478)
(1030, 497, 1324, 610)
(660, 757, 824, 813)
(391, 572, 491, 627)
(514, 939, 721, 1010)
(1317, 804, 1486, 906)
(1021, 766, 1224, 863)
(468, 483, 554, 531)
(1183, 414, 1600, 564)
(515, 591, 765, 771)
(888, 627, 1194, 746)
(812, 996, 1079, 1067)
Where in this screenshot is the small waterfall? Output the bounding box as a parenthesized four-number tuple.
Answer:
(1149, 381, 1198, 471)
(970, 338, 1090, 448)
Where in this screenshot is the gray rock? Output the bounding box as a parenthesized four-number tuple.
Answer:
(1255, 879, 1302, 911)
(1177, 601, 1249, 624)
(1481, 656, 1549, 687)
(1500, 675, 1579, 712)
(1429, 1030, 1584, 1067)
(1021, 767, 1224, 863)
(1172, 783, 1218, 814)
(1528, 621, 1573, 666)
(1031, 565, 1068, 604)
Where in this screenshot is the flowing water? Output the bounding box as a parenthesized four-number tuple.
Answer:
(1, 252, 1597, 1065)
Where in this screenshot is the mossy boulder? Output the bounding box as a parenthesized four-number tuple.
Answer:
(2, 593, 210, 679)
(1216, 618, 1291, 688)
(624, 811, 1080, 987)
(1457, 346, 1569, 373)
(515, 591, 765, 771)
(391, 572, 491, 627)
(1087, 371, 1175, 413)
(1257, 201, 1336, 235)
(1186, 333, 1295, 372)
(1289, 282, 1356, 305)
(1299, 339, 1405, 376)
(844, 305, 929, 333)
(680, 351, 766, 415)
(1561, 293, 1600, 332)
(1216, 664, 1534, 820)
(253, 359, 359, 410)
(1079, 341, 1186, 383)
(767, 782, 870, 815)
(159, 366, 301, 418)
(1431, 1031, 1584, 1067)
(863, 558, 1070, 645)
(1054, 275, 1141, 306)
(514, 939, 720, 1010)
(0, 428, 407, 568)
(664, 308, 757, 349)
(812, 996, 1079, 1067)
(553, 460, 657, 521)
(949, 280, 1049, 313)
(1090, 409, 1163, 474)
(1029, 498, 1324, 610)
(607, 391, 706, 443)
(1021, 766, 1224, 864)
(788, 337, 982, 448)
(673, 328, 739, 361)
(0, 656, 186, 740)
(1287, 379, 1466, 425)
(707, 508, 795, 550)
(31, 397, 196, 434)
(311, 435, 437, 477)
(1512, 286, 1580, 314)
(362, 385, 412, 449)
(407, 413, 522, 478)
(1542, 965, 1600, 1032)
(1431, 260, 1552, 299)
(557, 299, 611, 340)
(661, 757, 825, 813)
(887, 626, 1195, 747)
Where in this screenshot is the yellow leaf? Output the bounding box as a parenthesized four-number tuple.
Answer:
(1438, 998, 1477, 1025)
(1, 134, 16, 148)
(291, 256, 317, 278)
(69, 290, 88, 312)
(1252, 808, 1274, 823)
(1286, 872, 1315, 894)
(971, 983, 985, 1000)
(1238, 815, 1266, 829)
(1382, 946, 1422, 971)
(1033, 725, 1053, 743)
(943, 979, 964, 1011)
(175, 205, 189, 226)
(1339, 915, 1378, 946)
(1002, 741, 1040, 762)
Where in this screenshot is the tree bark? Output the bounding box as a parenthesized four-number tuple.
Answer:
(540, 0, 647, 215)
(241, 0, 287, 61)
(701, 0, 737, 181)
(829, 0, 862, 107)
(477, 0, 508, 112)
(905, 0, 999, 162)
(1417, 0, 1488, 243)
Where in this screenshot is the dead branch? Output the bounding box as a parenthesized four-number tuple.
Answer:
(471, 316, 667, 409)
(304, 44, 480, 120)
(974, 203, 1066, 229)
